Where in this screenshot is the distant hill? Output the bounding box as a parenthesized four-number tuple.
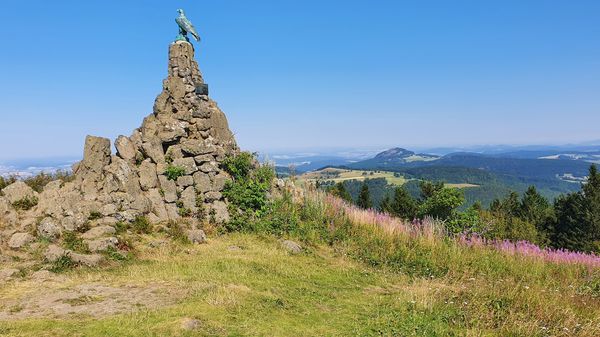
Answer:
(333, 146, 597, 208)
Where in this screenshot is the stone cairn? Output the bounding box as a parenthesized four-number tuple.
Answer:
(0, 41, 239, 262)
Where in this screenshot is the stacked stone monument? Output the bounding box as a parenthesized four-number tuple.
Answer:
(0, 41, 239, 254)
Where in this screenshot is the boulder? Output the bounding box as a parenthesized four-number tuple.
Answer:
(81, 135, 111, 175)
(180, 186, 198, 212)
(8, 232, 34, 249)
(139, 160, 159, 191)
(81, 225, 116, 240)
(37, 217, 62, 240)
(85, 237, 118, 252)
(172, 157, 198, 175)
(186, 229, 206, 244)
(115, 135, 136, 162)
(70, 252, 104, 267)
(181, 318, 201, 331)
(158, 176, 178, 203)
(176, 175, 194, 188)
(44, 244, 68, 262)
(1, 181, 38, 204)
(193, 172, 212, 193)
(0, 268, 19, 281)
(199, 162, 219, 173)
(211, 201, 230, 223)
(282, 240, 302, 254)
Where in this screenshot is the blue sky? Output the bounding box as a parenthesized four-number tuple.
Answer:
(0, 0, 599, 160)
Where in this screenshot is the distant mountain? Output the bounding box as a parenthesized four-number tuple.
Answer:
(350, 147, 439, 168)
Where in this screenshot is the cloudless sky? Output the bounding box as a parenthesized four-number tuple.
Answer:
(0, 0, 599, 160)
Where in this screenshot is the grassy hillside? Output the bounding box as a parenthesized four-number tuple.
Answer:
(2, 189, 599, 336)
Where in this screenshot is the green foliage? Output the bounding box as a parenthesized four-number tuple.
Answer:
(553, 165, 600, 252)
(328, 182, 352, 203)
(23, 171, 73, 192)
(12, 196, 38, 211)
(221, 152, 255, 180)
(389, 186, 418, 220)
(0, 176, 16, 190)
(165, 165, 185, 181)
(50, 255, 75, 273)
(62, 231, 89, 253)
(166, 221, 189, 244)
(88, 211, 103, 221)
(222, 152, 275, 231)
(357, 182, 372, 209)
(103, 246, 130, 262)
(418, 186, 463, 221)
(132, 216, 151, 234)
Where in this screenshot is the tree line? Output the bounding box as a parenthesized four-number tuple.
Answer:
(328, 165, 600, 253)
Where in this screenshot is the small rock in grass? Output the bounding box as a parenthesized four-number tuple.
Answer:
(0, 268, 19, 281)
(281, 240, 302, 254)
(186, 229, 207, 244)
(8, 232, 34, 249)
(181, 318, 201, 331)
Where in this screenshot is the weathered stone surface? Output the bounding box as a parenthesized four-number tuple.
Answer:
(8, 232, 34, 249)
(212, 173, 229, 191)
(211, 201, 230, 223)
(86, 237, 118, 252)
(173, 157, 197, 175)
(0, 268, 19, 281)
(180, 187, 197, 212)
(204, 191, 222, 201)
(81, 135, 111, 175)
(38, 217, 62, 240)
(193, 172, 212, 193)
(1, 40, 238, 248)
(61, 213, 88, 232)
(176, 175, 194, 188)
(147, 188, 169, 221)
(199, 162, 219, 173)
(139, 160, 158, 191)
(142, 139, 165, 164)
(1, 181, 38, 204)
(282, 240, 302, 254)
(158, 176, 177, 203)
(81, 226, 116, 240)
(70, 252, 104, 267)
(115, 135, 136, 162)
(44, 245, 67, 262)
(181, 318, 201, 331)
(186, 229, 206, 244)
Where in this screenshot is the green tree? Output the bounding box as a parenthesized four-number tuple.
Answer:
(357, 182, 373, 209)
(379, 195, 392, 213)
(331, 182, 352, 203)
(419, 181, 444, 200)
(520, 186, 553, 244)
(553, 165, 600, 252)
(418, 187, 464, 220)
(390, 186, 418, 220)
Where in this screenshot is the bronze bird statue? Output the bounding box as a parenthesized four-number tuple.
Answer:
(175, 9, 200, 42)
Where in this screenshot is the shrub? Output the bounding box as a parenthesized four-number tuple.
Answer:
(166, 221, 189, 244)
(165, 165, 186, 181)
(12, 196, 38, 210)
(88, 211, 103, 221)
(221, 152, 275, 232)
(50, 255, 76, 273)
(23, 170, 73, 192)
(132, 216, 151, 234)
(62, 231, 89, 253)
(0, 176, 16, 190)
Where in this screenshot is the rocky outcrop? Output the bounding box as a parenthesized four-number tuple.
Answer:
(0, 41, 239, 254)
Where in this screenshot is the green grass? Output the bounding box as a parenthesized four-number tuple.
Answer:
(1, 233, 599, 336)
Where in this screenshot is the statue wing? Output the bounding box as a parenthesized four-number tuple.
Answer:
(176, 16, 200, 41)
